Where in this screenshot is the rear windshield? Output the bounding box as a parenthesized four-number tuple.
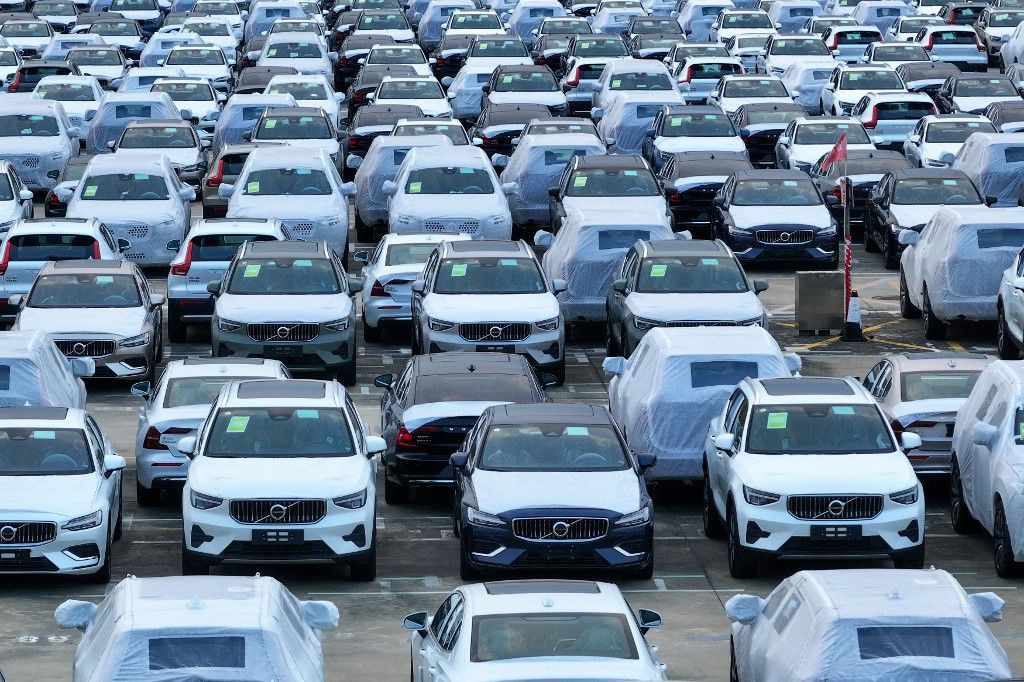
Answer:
(470, 39, 528, 57)
(205, 408, 355, 457)
(385, 242, 437, 265)
(835, 30, 881, 44)
(692, 360, 759, 388)
(413, 374, 535, 402)
(955, 78, 1018, 97)
(8, 234, 97, 260)
(840, 70, 903, 89)
(874, 101, 936, 119)
(148, 636, 246, 670)
(771, 38, 829, 56)
(857, 627, 954, 660)
(688, 62, 743, 79)
(608, 70, 672, 90)
(190, 234, 275, 261)
(662, 112, 735, 137)
(722, 78, 789, 97)
(795, 122, 870, 144)
(565, 168, 658, 196)
(929, 29, 977, 43)
(164, 376, 261, 408)
(977, 228, 1024, 249)
(255, 114, 331, 139)
(901, 370, 980, 401)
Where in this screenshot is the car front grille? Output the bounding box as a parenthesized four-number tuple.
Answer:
(229, 499, 326, 524)
(787, 494, 884, 521)
(424, 218, 480, 234)
(755, 229, 814, 244)
(54, 339, 116, 358)
(0, 521, 56, 544)
(662, 320, 749, 327)
(459, 322, 531, 342)
(246, 323, 320, 342)
(9, 154, 39, 168)
(512, 517, 609, 541)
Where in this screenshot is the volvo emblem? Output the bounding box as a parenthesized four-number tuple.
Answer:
(828, 500, 845, 516)
(778, 232, 791, 243)
(269, 504, 287, 521)
(72, 342, 87, 356)
(275, 326, 291, 339)
(552, 521, 570, 538)
(0, 526, 16, 542)
(488, 325, 504, 339)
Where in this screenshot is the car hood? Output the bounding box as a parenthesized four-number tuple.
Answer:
(735, 451, 917, 493)
(561, 195, 666, 218)
(953, 94, 1020, 112)
(472, 468, 641, 515)
(889, 397, 964, 426)
(0, 135, 65, 152)
(719, 95, 792, 113)
(917, 141, 962, 163)
(423, 293, 558, 322)
(68, 200, 175, 222)
(789, 141, 875, 165)
(837, 88, 904, 103)
(116, 147, 199, 166)
(625, 291, 763, 321)
(17, 305, 147, 337)
(767, 55, 833, 71)
(189, 455, 371, 498)
(401, 401, 510, 431)
(655, 135, 746, 154)
(0, 475, 102, 518)
(216, 293, 353, 323)
(393, 191, 506, 214)
(464, 56, 535, 69)
(228, 194, 345, 218)
(460, 659, 657, 681)
(889, 203, 943, 227)
(728, 203, 831, 227)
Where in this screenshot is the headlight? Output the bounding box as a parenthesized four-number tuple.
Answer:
(728, 225, 749, 237)
(62, 510, 102, 531)
(819, 224, 837, 237)
(0, 220, 14, 233)
(536, 316, 559, 331)
(217, 318, 242, 332)
(428, 317, 454, 332)
(738, 315, 763, 326)
(119, 332, 151, 347)
(324, 318, 350, 331)
(333, 488, 367, 509)
(190, 490, 223, 510)
(889, 485, 918, 505)
(615, 507, 650, 526)
(466, 506, 504, 527)
(633, 316, 659, 331)
(743, 485, 780, 506)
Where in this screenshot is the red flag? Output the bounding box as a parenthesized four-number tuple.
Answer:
(819, 132, 847, 174)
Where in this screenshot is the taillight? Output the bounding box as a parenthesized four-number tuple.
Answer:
(828, 37, 838, 50)
(669, 191, 681, 203)
(678, 66, 692, 83)
(395, 426, 415, 450)
(863, 106, 878, 129)
(830, 185, 843, 202)
(339, 55, 349, 65)
(205, 158, 224, 188)
(566, 67, 582, 87)
(348, 135, 360, 150)
(480, 135, 491, 145)
(142, 426, 191, 451)
(0, 241, 10, 276)
(370, 280, 387, 297)
(435, 54, 445, 65)
(354, 90, 366, 102)
(7, 71, 20, 93)
(924, 34, 934, 51)
(946, 11, 956, 23)
(535, 55, 545, 65)
(92, 240, 101, 259)
(47, 192, 60, 205)
(170, 240, 192, 276)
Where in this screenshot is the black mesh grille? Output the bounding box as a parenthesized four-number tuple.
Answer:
(755, 229, 814, 244)
(0, 522, 56, 544)
(229, 499, 326, 524)
(54, 339, 116, 357)
(246, 323, 320, 342)
(787, 495, 884, 520)
(512, 517, 609, 541)
(459, 322, 531, 342)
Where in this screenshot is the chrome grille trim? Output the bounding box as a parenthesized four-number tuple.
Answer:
(459, 322, 531, 342)
(246, 323, 320, 342)
(229, 499, 327, 525)
(0, 521, 57, 545)
(511, 517, 609, 541)
(54, 339, 116, 358)
(787, 494, 884, 521)
(755, 229, 814, 244)
(661, 320, 747, 328)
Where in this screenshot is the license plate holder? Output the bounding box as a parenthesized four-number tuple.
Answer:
(263, 344, 303, 358)
(252, 529, 304, 545)
(477, 344, 514, 353)
(811, 525, 862, 540)
(0, 549, 30, 559)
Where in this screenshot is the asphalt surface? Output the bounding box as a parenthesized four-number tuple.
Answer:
(0, 207, 1019, 682)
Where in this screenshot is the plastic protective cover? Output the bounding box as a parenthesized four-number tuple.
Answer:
(0, 330, 86, 409)
(211, 93, 297, 155)
(541, 207, 673, 322)
(608, 327, 790, 479)
(85, 92, 181, 154)
(597, 94, 683, 154)
(951, 132, 1024, 206)
(418, 0, 475, 47)
(448, 66, 493, 119)
(769, 1, 821, 33)
(355, 134, 453, 225)
(500, 133, 605, 226)
(852, 1, 911, 31)
(507, 0, 566, 42)
(40, 33, 106, 61)
(914, 206, 1024, 321)
(0, 100, 75, 188)
(782, 62, 834, 112)
(138, 32, 204, 67)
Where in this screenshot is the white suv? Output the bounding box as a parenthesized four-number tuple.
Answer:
(702, 376, 925, 578)
(177, 379, 387, 580)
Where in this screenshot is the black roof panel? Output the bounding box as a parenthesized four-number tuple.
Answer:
(235, 380, 327, 400)
(491, 403, 607, 423)
(760, 377, 855, 396)
(484, 580, 601, 595)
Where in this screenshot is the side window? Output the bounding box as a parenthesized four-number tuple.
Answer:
(862, 362, 884, 392)
(732, 396, 750, 445)
(619, 248, 637, 278)
(1017, 252, 1024, 278)
(430, 593, 457, 641)
(772, 594, 802, 634)
(422, 251, 439, 289)
(625, 254, 640, 286)
(975, 385, 999, 420)
(988, 400, 1008, 430)
(83, 418, 103, 464)
(438, 600, 464, 651)
(760, 586, 789, 621)
(873, 362, 893, 398)
(723, 389, 745, 432)
(101, 226, 117, 251)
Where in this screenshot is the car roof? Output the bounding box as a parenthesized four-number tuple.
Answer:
(462, 580, 627, 616)
(889, 167, 969, 179)
(887, 351, 991, 371)
(412, 352, 533, 376)
(188, 218, 282, 237)
(227, 379, 335, 403)
(669, 151, 753, 177)
(239, 239, 327, 257)
(0, 406, 72, 423)
(841, 149, 908, 162)
(792, 569, 974, 621)
(488, 403, 608, 424)
(114, 575, 284, 629)
(733, 168, 809, 180)
(6, 218, 98, 237)
(165, 358, 287, 379)
(264, 106, 328, 117)
(571, 154, 646, 169)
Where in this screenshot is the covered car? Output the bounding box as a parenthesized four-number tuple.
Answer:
(445, 62, 494, 121)
(210, 92, 296, 155)
(727, 568, 1012, 681)
(84, 91, 182, 154)
(506, 0, 567, 46)
(596, 92, 685, 155)
(781, 61, 839, 113)
(55, 575, 340, 682)
(950, 132, 1024, 207)
(537, 206, 673, 323)
(498, 132, 606, 232)
(852, 0, 912, 31)
(603, 325, 796, 480)
(0, 99, 81, 190)
(138, 32, 205, 68)
(0, 329, 89, 408)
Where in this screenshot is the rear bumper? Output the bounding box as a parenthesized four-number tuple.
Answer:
(385, 450, 453, 486)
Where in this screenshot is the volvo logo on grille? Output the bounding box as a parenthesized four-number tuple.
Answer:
(487, 325, 505, 339)
(72, 342, 87, 355)
(828, 499, 846, 516)
(0, 525, 16, 542)
(778, 232, 791, 242)
(552, 521, 570, 538)
(269, 504, 287, 521)
(275, 326, 291, 339)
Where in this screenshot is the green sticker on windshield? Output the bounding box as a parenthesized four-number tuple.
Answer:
(766, 412, 788, 429)
(96, 275, 113, 284)
(650, 264, 667, 277)
(294, 259, 312, 267)
(265, 119, 277, 128)
(296, 168, 311, 175)
(459, 167, 474, 174)
(1020, 421, 1024, 441)
(701, 258, 719, 265)
(409, 181, 422, 193)
(247, 181, 259, 193)
(133, 173, 149, 181)
(226, 415, 249, 433)
(573, 176, 587, 187)
(502, 75, 513, 84)
(267, 48, 277, 57)
(942, 179, 957, 185)
(611, 79, 621, 88)
(83, 185, 97, 197)
(831, 405, 854, 415)
(565, 426, 589, 436)
(296, 409, 319, 419)
(783, 180, 797, 187)
(500, 258, 517, 265)
(479, 42, 488, 49)
(624, 170, 637, 176)
(32, 430, 56, 440)
(244, 264, 260, 277)
(670, 116, 683, 126)
(451, 263, 467, 276)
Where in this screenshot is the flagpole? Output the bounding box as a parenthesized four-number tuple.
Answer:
(843, 150, 851, 317)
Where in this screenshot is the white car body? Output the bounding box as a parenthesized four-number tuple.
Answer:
(179, 17, 241, 53)
(257, 31, 334, 80)
(364, 44, 432, 77)
(265, 74, 344, 129)
(30, 75, 103, 131)
(820, 64, 906, 116)
(706, 74, 795, 114)
(0, 100, 79, 192)
(163, 45, 233, 92)
(903, 114, 994, 167)
(778, 118, 875, 172)
(884, 15, 944, 41)
(372, 75, 453, 118)
(709, 10, 776, 44)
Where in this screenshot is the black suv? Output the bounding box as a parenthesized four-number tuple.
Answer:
(468, 102, 551, 155)
(343, 103, 424, 179)
(732, 102, 804, 168)
(808, 149, 910, 241)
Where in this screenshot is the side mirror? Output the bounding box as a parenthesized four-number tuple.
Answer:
(724, 594, 766, 625)
(103, 454, 126, 478)
(54, 600, 98, 631)
(897, 229, 920, 246)
(538, 371, 558, 387)
(753, 279, 768, 294)
(777, 135, 790, 146)
(547, 186, 559, 198)
(300, 601, 339, 631)
(711, 21, 719, 28)
(178, 187, 196, 202)
(206, 281, 221, 295)
(645, 128, 656, 138)
(410, 279, 425, 294)
(116, 238, 130, 252)
(901, 431, 923, 451)
(552, 278, 567, 294)
(601, 355, 628, 377)
(217, 182, 235, 199)
(46, 169, 61, 181)
(533, 229, 553, 247)
(713, 195, 726, 207)
(149, 293, 165, 307)
(382, 180, 398, 196)
(69, 357, 95, 377)
(130, 381, 151, 397)
(365, 435, 386, 455)
(85, 109, 96, 121)
(373, 373, 393, 389)
(348, 276, 363, 295)
(166, 239, 181, 252)
(970, 421, 999, 448)
(494, 158, 512, 172)
(105, 140, 116, 150)
(354, 250, 369, 264)
(241, 130, 253, 141)
(713, 432, 735, 451)
(176, 435, 197, 457)
(7, 294, 22, 307)
(825, 194, 839, 206)
(969, 592, 1005, 623)
(637, 608, 662, 633)
(637, 453, 657, 473)
(345, 154, 362, 169)
(481, 84, 490, 94)
(986, 195, 999, 207)
(612, 278, 627, 293)
(441, 76, 453, 87)
(340, 181, 357, 197)
(590, 106, 603, 120)
(450, 451, 469, 468)
(55, 187, 73, 203)
(18, 189, 32, 201)
(908, 134, 921, 144)
(940, 151, 956, 164)
(402, 611, 429, 636)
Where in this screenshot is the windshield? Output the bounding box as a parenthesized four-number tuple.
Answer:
(527, 121, 598, 135)
(472, 614, 638, 662)
(226, 257, 340, 294)
(384, 242, 437, 265)
(743, 108, 801, 125)
(608, 70, 672, 90)
(470, 38, 528, 56)
(892, 177, 981, 204)
(723, 78, 789, 97)
(377, 79, 443, 99)
(91, 21, 138, 36)
(0, 114, 59, 137)
(566, 168, 658, 196)
(28, 273, 141, 308)
(955, 77, 1018, 97)
(35, 82, 96, 101)
(0, 428, 93, 475)
(840, 70, 903, 90)
(901, 370, 980, 401)
(873, 45, 928, 61)
(574, 37, 628, 55)
(479, 423, 628, 471)
(166, 48, 225, 65)
(269, 20, 318, 32)
(119, 125, 195, 148)
(494, 70, 558, 92)
(8, 234, 98, 260)
(267, 82, 327, 100)
(925, 120, 995, 142)
(204, 407, 355, 457)
(69, 48, 121, 65)
(79, 173, 169, 200)
(795, 122, 870, 144)
(357, 12, 406, 28)
(152, 81, 213, 101)
(990, 11, 1024, 25)
(256, 114, 331, 139)
(733, 178, 821, 206)
(242, 168, 333, 196)
(414, 374, 535, 402)
(265, 41, 322, 59)
(393, 123, 467, 144)
(900, 18, 940, 32)
(0, 51, 16, 66)
(746, 403, 894, 454)
(636, 256, 747, 293)
(35, 1, 76, 12)
(1, 22, 48, 37)
(185, 21, 231, 35)
(405, 167, 494, 195)
(368, 47, 425, 64)
(723, 12, 771, 27)
(0, 175, 14, 201)
(434, 257, 545, 294)
(451, 13, 501, 28)
(662, 112, 735, 137)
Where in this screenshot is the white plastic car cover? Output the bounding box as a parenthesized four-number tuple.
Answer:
(211, 93, 297, 155)
(606, 327, 791, 479)
(541, 208, 673, 322)
(597, 95, 683, 155)
(852, 1, 911, 31)
(139, 32, 204, 68)
(951, 132, 1024, 207)
(500, 133, 606, 226)
(354, 134, 453, 225)
(782, 62, 835, 112)
(728, 568, 1013, 681)
(913, 206, 1024, 321)
(56, 575, 339, 682)
(590, 7, 645, 34)
(418, 0, 475, 47)
(0, 100, 76, 189)
(85, 92, 182, 154)
(679, 0, 736, 42)
(448, 66, 494, 120)
(40, 33, 106, 62)
(0, 330, 87, 409)
(507, 0, 567, 42)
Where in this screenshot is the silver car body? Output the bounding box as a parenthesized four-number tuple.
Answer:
(775, 117, 876, 171)
(114, 66, 187, 92)
(674, 56, 746, 104)
(706, 74, 796, 115)
(0, 160, 35, 233)
(0, 100, 80, 191)
(31, 75, 104, 132)
(916, 25, 988, 70)
(823, 25, 884, 63)
(820, 64, 906, 116)
(163, 45, 233, 92)
(851, 91, 937, 148)
(265, 74, 344, 130)
(903, 114, 995, 167)
(884, 15, 944, 42)
(257, 31, 334, 80)
(353, 134, 454, 229)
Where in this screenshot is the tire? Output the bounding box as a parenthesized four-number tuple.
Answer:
(882, 231, 900, 270)
(181, 542, 211, 576)
(634, 543, 654, 580)
(891, 542, 925, 569)
(113, 488, 123, 541)
(384, 473, 409, 505)
(900, 271, 921, 319)
(606, 319, 621, 356)
(459, 541, 480, 581)
(862, 217, 879, 253)
(411, 324, 422, 355)
(998, 306, 1020, 360)
(355, 211, 372, 243)
(994, 500, 1024, 578)
(363, 314, 383, 344)
(349, 541, 377, 582)
(922, 289, 947, 341)
(87, 537, 112, 584)
(550, 357, 565, 386)
(337, 358, 356, 386)
(168, 307, 187, 343)
(727, 505, 758, 579)
(950, 455, 978, 534)
(703, 469, 726, 539)
(136, 478, 160, 507)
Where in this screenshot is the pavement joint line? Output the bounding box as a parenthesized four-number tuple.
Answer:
(874, 338, 942, 352)
(360, 386, 369, 394)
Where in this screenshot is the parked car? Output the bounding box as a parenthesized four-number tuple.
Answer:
(903, 114, 995, 167)
(810, 148, 911, 238)
(548, 154, 668, 233)
(733, 101, 804, 166)
(0, 330, 90, 407)
(933, 74, 1022, 114)
(658, 150, 754, 235)
(774, 116, 875, 172)
(915, 24, 988, 71)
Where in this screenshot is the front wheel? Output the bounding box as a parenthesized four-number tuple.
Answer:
(950, 455, 978, 534)
(998, 306, 1020, 360)
(891, 542, 925, 569)
(994, 501, 1024, 578)
(349, 541, 377, 582)
(727, 506, 758, 579)
(702, 470, 726, 539)
(337, 358, 356, 386)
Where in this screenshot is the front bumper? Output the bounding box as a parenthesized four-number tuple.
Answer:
(0, 517, 108, 575)
(422, 326, 563, 368)
(51, 337, 154, 379)
(726, 229, 838, 264)
(213, 324, 355, 370)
